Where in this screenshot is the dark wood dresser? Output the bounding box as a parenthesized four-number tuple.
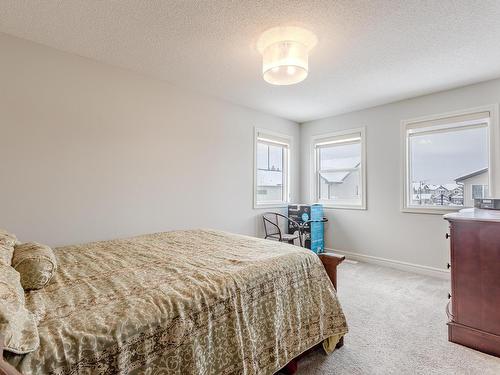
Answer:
(444, 208, 500, 357)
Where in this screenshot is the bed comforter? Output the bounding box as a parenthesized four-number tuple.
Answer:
(6, 229, 347, 374)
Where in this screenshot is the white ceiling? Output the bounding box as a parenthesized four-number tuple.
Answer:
(1, 1, 500, 123)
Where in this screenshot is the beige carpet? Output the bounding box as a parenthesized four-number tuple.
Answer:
(297, 261, 500, 375)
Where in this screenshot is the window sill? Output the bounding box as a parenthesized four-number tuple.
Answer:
(320, 204, 367, 211)
(401, 207, 464, 215)
(253, 203, 289, 210)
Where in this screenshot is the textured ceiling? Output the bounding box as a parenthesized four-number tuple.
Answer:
(1, 1, 500, 122)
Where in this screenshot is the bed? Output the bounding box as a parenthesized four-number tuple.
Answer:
(3, 229, 348, 374)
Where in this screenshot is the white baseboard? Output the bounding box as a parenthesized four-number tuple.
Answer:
(325, 248, 450, 280)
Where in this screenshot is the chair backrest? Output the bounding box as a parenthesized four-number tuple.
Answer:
(262, 212, 282, 239)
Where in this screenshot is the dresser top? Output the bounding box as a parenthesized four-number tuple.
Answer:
(444, 208, 500, 223)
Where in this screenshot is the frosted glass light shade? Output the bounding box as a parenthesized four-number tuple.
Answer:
(257, 26, 317, 86)
(262, 41, 308, 85)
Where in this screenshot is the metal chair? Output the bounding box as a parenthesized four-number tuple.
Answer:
(262, 212, 301, 246)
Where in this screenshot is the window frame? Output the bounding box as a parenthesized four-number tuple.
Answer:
(401, 105, 498, 215)
(253, 128, 292, 209)
(472, 184, 489, 200)
(310, 127, 367, 210)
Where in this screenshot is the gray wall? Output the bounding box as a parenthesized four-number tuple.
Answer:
(0, 33, 300, 246)
(3, 32, 500, 271)
(300, 79, 500, 270)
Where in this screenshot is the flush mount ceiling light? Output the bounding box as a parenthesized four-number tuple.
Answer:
(257, 26, 318, 86)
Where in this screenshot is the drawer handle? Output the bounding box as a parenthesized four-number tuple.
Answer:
(445, 233, 450, 239)
(447, 263, 451, 269)
(446, 301, 454, 321)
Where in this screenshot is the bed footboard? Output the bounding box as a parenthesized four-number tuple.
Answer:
(318, 252, 345, 350)
(318, 252, 345, 291)
(0, 359, 19, 375)
(280, 252, 346, 374)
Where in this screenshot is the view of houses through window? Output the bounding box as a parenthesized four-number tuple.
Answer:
(406, 111, 490, 209)
(318, 142, 361, 203)
(314, 129, 365, 208)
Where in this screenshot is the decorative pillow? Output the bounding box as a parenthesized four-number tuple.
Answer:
(0, 263, 39, 354)
(12, 242, 57, 290)
(0, 230, 17, 266)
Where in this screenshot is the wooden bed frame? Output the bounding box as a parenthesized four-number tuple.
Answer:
(279, 252, 346, 375)
(0, 253, 345, 375)
(0, 336, 19, 375)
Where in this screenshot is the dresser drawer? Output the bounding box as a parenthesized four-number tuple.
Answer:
(449, 220, 500, 336)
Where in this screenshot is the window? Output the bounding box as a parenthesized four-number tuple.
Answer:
(402, 107, 495, 212)
(312, 128, 366, 209)
(254, 129, 291, 207)
(472, 185, 489, 199)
